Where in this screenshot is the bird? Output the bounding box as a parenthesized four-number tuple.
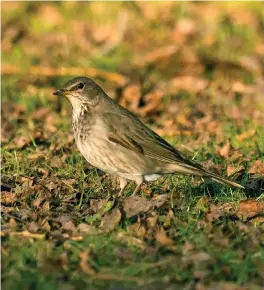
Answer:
(53, 77, 244, 196)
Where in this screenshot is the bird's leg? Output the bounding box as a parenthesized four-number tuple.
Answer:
(132, 177, 143, 196)
(132, 183, 142, 196)
(118, 177, 128, 197)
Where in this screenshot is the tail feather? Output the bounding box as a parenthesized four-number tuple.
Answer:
(178, 161, 244, 189)
(210, 175, 244, 189)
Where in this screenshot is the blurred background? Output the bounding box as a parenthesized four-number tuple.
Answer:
(2, 1, 264, 137)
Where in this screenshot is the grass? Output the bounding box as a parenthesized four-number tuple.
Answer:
(2, 2, 264, 289)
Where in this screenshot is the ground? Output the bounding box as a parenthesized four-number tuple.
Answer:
(1, 2, 264, 289)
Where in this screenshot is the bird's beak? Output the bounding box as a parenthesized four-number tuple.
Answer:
(53, 88, 68, 96)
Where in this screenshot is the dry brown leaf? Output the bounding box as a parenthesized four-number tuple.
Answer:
(79, 250, 96, 276)
(235, 199, 264, 221)
(92, 25, 113, 44)
(116, 232, 146, 250)
(195, 196, 210, 212)
(121, 84, 141, 110)
(41, 219, 51, 232)
(1, 192, 17, 204)
(8, 231, 45, 239)
(1, 65, 127, 86)
(218, 142, 231, 159)
(248, 160, 264, 175)
(206, 203, 225, 222)
(128, 223, 146, 238)
(10, 135, 31, 149)
(248, 216, 264, 225)
(33, 197, 42, 208)
(170, 76, 208, 93)
(38, 4, 63, 27)
(226, 164, 245, 177)
(50, 156, 64, 169)
(99, 208, 121, 233)
(138, 89, 164, 116)
(1, 63, 20, 74)
(27, 221, 39, 233)
(135, 45, 178, 67)
(231, 81, 255, 94)
(155, 227, 174, 247)
(28, 153, 46, 161)
(235, 129, 256, 142)
(9, 218, 17, 229)
(61, 220, 77, 235)
(146, 213, 158, 229)
(122, 194, 168, 218)
(183, 251, 213, 267)
(32, 108, 50, 119)
(78, 223, 98, 235)
(90, 199, 113, 215)
(171, 18, 197, 44)
(45, 115, 57, 133)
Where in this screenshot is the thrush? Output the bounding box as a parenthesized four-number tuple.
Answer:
(53, 77, 244, 196)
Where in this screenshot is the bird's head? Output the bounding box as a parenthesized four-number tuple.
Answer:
(53, 77, 103, 109)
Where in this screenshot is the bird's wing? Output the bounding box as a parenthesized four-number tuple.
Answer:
(104, 112, 203, 170)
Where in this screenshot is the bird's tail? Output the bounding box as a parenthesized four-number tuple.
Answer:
(177, 160, 244, 189)
(209, 173, 244, 189)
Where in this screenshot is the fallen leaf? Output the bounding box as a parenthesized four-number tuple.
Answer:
(61, 220, 77, 235)
(235, 129, 256, 142)
(8, 231, 45, 239)
(226, 164, 245, 177)
(33, 197, 42, 208)
(1, 191, 17, 204)
(90, 199, 114, 215)
(218, 142, 230, 159)
(249, 216, 264, 225)
(170, 76, 208, 93)
(99, 208, 121, 232)
(79, 250, 96, 276)
(116, 232, 146, 250)
(121, 84, 141, 110)
(235, 199, 264, 220)
(128, 223, 146, 238)
(9, 218, 17, 229)
(135, 45, 178, 67)
(183, 251, 213, 267)
(195, 196, 210, 212)
(174, 18, 196, 36)
(138, 89, 164, 116)
(10, 135, 31, 149)
(146, 213, 158, 228)
(248, 160, 264, 175)
(2, 65, 127, 86)
(27, 221, 39, 233)
(122, 194, 168, 218)
(206, 202, 225, 222)
(78, 223, 98, 235)
(155, 227, 174, 247)
(38, 4, 63, 27)
(50, 156, 64, 168)
(1, 63, 20, 74)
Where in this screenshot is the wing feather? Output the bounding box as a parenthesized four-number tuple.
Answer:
(104, 112, 202, 170)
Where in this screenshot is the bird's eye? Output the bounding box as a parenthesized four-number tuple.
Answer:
(77, 82, 84, 90)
